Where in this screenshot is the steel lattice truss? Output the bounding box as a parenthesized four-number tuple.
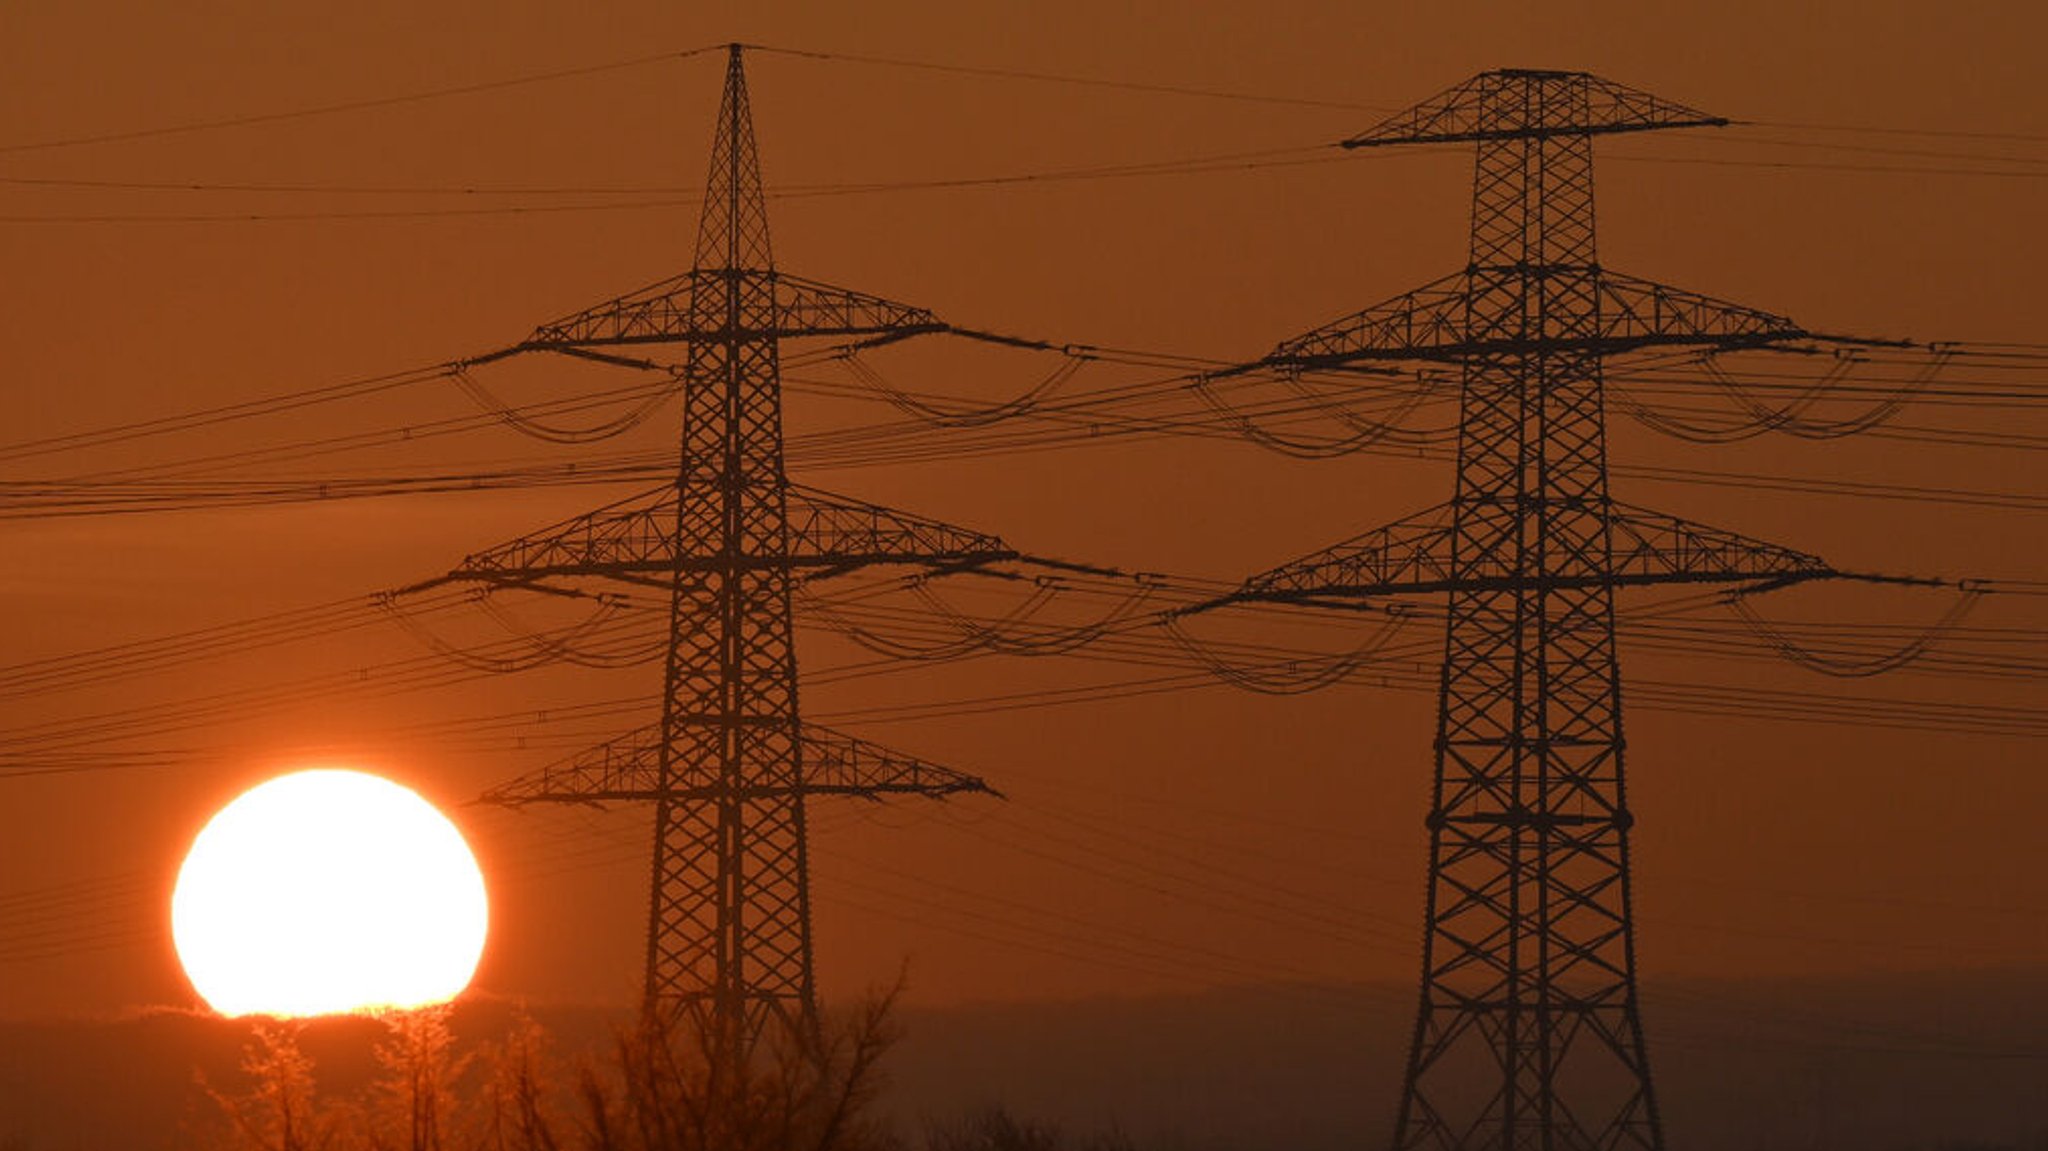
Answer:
(1271, 270, 1804, 367)
(444, 483, 1013, 587)
(481, 724, 994, 806)
(1228, 69, 1866, 1151)
(522, 269, 946, 349)
(424, 46, 1004, 1048)
(1232, 502, 1830, 602)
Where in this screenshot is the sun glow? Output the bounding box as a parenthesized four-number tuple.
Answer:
(171, 769, 488, 1018)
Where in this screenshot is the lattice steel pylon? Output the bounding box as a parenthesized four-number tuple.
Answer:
(1227, 70, 1869, 1150)
(420, 44, 1012, 1048)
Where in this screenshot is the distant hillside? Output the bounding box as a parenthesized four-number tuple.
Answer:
(1, 970, 2044, 1151)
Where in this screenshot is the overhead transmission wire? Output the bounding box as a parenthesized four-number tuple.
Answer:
(0, 345, 1453, 514)
(3, 856, 2028, 1066)
(990, 795, 1413, 942)
(13, 146, 2048, 228)
(8, 647, 2039, 1011)
(5, 34, 2043, 165)
(779, 366, 2048, 512)
(792, 592, 2046, 738)
(1608, 152, 2048, 182)
(7, 44, 2048, 230)
(0, 140, 1331, 206)
(430, 802, 1404, 1005)
(3, 298, 2044, 516)
(43, 665, 2027, 953)
(8, 761, 2041, 1005)
(796, 572, 2040, 721)
(0, 331, 1108, 492)
(4, 340, 804, 479)
(10, 100, 2043, 226)
(740, 43, 1390, 113)
(12, 127, 2048, 228)
(0, 533, 2031, 709)
(782, 409, 2048, 517)
(0, 810, 1989, 1029)
(466, 796, 1406, 1002)
(820, 879, 1385, 1011)
(0, 362, 458, 468)
(0, 415, 2039, 749)
(0, 144, 1367, 225)
(0, 344, 826, 515)
(9, 790, 2039, 1055)
(0, 591, 438, 700)
(0, 45, 729, 157)
(847, 810, 1400, 954)
(3, 565, 2042, 781)
(22, 134, 2048, 226)
(326, 761, 1377, 1003)
(10, 60, 2048, 209)
(1596, 118, 2048, 180)
(13, 342, 2044, 517)
(0, 602, 667, 767)
(1714, 129, 2048, 164)
(8, 761, 2039, 987)
(937, 780, 2048, 1019)
(1743, 118, 2048, 146)
(820, 858, 1401, 1011)
(0, 175, 2031, 733)
(11, 868, 2036, 1068)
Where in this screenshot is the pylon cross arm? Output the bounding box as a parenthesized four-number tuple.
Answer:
(431, 484, 1014, 588)
(1230, 501, 1832, 603)
(1268, 270, 1805, 368)
(1341, 68, 1725, 149)
(476, 722, 995, 806)
(521, 269, 945, 348)
(1235, 503, 1460, 601)
(799, 726, 1002, 799)
(1596, 271, 1805, 349)
(784, 483, 1018, 575)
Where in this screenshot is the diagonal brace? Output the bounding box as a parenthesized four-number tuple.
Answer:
(1264, 269, 1808, 369)
(519, 269, 945, 349)
(1218, 501, 1836, 604)
(477, 723, 997, 806)
(403, 483, 1016, 591)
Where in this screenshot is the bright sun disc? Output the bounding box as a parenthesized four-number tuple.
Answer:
(172, 769, 488, 1018)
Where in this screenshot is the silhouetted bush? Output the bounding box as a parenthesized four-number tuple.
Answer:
(192, 989, 904, 1151)
(572, 991, 900, 1151)
(921, 1106, 1133, 1151)
(199, 1020, 341, 1151)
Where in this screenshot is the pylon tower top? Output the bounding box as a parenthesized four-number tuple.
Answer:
(1343, 69, 1726, 148)
(698, 43, 774, 272)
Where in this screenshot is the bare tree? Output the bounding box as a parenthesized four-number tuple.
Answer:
(472, 1009, 562, 1151)
(921, 1106, 1134, 1151)
(581, 981, 906, 1151)
(192, 986, 909, 1151)
(366, 1006, 466, 1151)
(200, 1021, 334, 1151)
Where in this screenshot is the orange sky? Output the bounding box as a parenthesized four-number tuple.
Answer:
(0, 1, 2043, 1021)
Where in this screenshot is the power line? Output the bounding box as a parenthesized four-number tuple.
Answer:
(1611, 152, 2048, 181)
(0, 145, 1359, 224)
(743, 43, 1392, 113)
(0, 45, 727, 156)
(1748, 118, 2048, 146)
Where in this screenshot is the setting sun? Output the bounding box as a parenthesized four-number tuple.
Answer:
(171, 769, 488, 1018)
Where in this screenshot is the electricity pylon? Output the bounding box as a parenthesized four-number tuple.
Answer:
(1226, 70, 1876, 1150)
(420, 45, 1010, 1046)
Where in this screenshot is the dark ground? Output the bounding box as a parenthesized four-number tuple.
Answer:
(1, 968, 2044, 1151)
